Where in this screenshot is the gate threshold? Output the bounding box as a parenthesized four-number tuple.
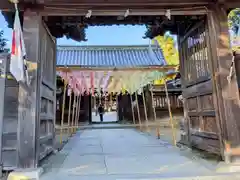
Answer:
(74, 122, 172, 130)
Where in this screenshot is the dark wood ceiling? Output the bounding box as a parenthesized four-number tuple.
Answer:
(1, 0, 238, 41)
(2, 10, 204, 41)
(44, 15, 204, 40)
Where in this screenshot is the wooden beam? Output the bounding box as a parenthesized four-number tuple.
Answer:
(56, 65, 177, 72)
(1, 0, 238, 12)
(0, 1, 15, 10)
(39, 6, 208, 16)
(224, 1, 240, 8)
(38, 0, 210, 7)
(0, 1, 44, 11)
(41, 0, 239, 9)
(0, 3, 208, 15)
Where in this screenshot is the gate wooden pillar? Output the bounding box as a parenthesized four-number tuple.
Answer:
(19, 11, 42, 168)
(207, 5, 240, 152)
(16, 10, 57, 168)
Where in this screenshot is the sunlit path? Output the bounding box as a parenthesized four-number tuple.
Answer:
(40, 127, 227, 180)
(92, 111, 118, 123)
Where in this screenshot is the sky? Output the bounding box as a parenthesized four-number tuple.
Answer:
(0, 12, 149, 47)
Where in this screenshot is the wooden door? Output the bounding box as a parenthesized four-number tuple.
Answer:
(180, 20, 221, 155)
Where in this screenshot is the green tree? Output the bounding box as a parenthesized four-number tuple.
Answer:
(0, 30, 9, 53)
(153, 34, 179, 65)
(228, 8, 240, 35)
(229, 9, 240, 51)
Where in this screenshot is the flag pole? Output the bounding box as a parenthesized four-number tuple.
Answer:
(60, 79, 67, 145)
(150, 83, 159, 139)
(164, 80, 176, 146)
(135, 91, 142, 130)
(142, 87, 149, 132)
(71, 94, 77, 134)
(67, 88, 72, 136)
(130, 93, 136, 124)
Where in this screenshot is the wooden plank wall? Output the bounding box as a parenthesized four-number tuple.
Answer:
(118, 90, 183, 124)
(0, 54, 19, 170)
(153, 91, 183, 117)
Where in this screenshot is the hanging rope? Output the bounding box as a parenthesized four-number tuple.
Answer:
(227, 54, 236, 83)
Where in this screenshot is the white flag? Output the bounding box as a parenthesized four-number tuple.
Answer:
(10, 5, 27, 82)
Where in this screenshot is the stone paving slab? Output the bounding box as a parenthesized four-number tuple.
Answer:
(61, 154, 107, 175)
(41, 172, 240, 180)
(41, 129, 213, 179)
(40, 112, 240, 180)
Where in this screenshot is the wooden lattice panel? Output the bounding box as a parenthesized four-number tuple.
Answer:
(203, 116, 218, 134)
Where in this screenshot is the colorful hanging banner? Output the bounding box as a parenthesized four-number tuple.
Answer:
(57, 69, 172, 95)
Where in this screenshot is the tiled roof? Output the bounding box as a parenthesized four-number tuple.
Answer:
(57, 45, 166, 67)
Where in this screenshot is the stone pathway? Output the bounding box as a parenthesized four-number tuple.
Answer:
(40, 113, 240, 180)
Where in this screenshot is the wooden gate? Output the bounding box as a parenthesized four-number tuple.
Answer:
(38, 21, 57, 161)
(180, 20, 221, 155)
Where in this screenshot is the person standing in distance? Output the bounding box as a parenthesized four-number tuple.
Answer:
(98, 103, 104, 122)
